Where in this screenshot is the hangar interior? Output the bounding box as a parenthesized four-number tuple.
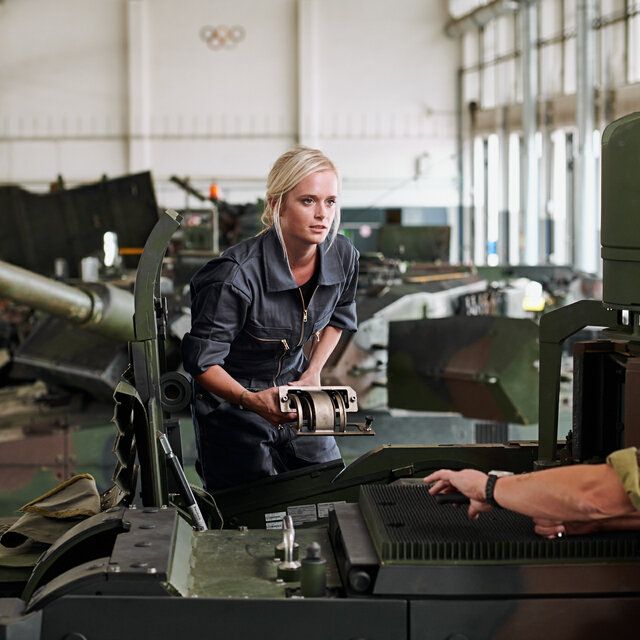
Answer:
(1, 1, 640, 639)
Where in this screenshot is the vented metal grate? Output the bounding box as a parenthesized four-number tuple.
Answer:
(359, 484, 640, 564)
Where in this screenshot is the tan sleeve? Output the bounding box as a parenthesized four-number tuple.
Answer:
(606, 447, 640, 511)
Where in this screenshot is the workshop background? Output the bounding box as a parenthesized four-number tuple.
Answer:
(3, 2, 640, 636)
(0, 0, 639, 501)
(2, 0, 639, 268)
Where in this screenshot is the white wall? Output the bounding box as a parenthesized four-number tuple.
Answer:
(0, 0, 459, 209)
(0, 0, 128, 182)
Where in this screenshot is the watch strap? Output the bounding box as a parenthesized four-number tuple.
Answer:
(485, 473, 503, 509)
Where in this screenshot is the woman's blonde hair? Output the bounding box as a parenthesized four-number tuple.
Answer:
(260, 145, 341, 250)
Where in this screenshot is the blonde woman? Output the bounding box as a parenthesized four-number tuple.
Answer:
(182, 146, 359, 491)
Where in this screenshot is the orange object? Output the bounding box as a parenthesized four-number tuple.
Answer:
(119, 247, 144, 256)
(209, 183, 220, 201)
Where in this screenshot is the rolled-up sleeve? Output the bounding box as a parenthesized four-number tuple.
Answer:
(182, 281, 250, 377)
(329, 247, 359, 333)
(607, 447, 640, 511)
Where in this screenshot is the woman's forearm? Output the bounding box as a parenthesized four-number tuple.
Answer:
(195, 365, 298, 425)
(305, 325, 342, 375)
(195, 365, 247, 404)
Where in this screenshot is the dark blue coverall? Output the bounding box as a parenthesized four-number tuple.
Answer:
(182, 228, 359, 491)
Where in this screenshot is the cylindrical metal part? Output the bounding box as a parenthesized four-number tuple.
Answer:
(158, 432, 207, 531)
(348, 569, 371, 593)
(0, 259, 134, 341)
(601, 117, 640, 310)
(306, 390, 335, 432)
(80, 256, 101, 282)
(54, 258, 69, 279)
(276, 516, 301, 581)
(520, 0, 539, 266)
(275, 541, 299, 562)
(83, 282, 136, 341)
(0, 259, 93, 322)
(300, 542, 326, 598)
(574, 0, 599, 274)
(275, 515, 300, 560)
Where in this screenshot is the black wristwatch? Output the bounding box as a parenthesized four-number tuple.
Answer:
(485, 471, 512, 509)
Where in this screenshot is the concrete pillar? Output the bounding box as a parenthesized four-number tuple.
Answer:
(574, 0, 599, 274)
(297, 0, 320, 147)
(127, 0, 151, 171)
(520, 0, 539, 266)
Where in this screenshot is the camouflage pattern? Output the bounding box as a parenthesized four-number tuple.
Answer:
(377, 225, 450, 262)
(387, 315, 539, 424)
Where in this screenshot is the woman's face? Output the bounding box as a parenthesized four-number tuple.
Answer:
(279, 170, 338, 248)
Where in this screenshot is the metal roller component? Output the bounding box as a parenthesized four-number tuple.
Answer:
(278, 386, 375, 436)
(305, 390, 336, 432)
(160, 371, 192, 413)
(332, 392, 347, 433)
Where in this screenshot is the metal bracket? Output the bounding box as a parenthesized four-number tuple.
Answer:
(278, 386, 374, 436)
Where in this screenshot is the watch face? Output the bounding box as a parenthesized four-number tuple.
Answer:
(488, 470, 514, 477)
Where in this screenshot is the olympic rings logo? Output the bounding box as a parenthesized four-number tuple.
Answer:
(199, 25, 246, 50)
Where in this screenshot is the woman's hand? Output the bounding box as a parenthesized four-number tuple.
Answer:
(424, 469, 492, 519)
(288, 369, 321, 386)
(241, 387, 297, 427)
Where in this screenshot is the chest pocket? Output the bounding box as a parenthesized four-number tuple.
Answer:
(241, 320, 294, 353)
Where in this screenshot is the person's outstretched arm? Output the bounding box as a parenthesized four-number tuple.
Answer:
(425, 463, 637, 523)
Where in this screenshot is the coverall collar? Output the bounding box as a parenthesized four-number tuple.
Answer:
(262, 228, 345, 292)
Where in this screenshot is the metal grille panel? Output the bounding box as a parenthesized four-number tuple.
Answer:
(359, 484, 640, 564)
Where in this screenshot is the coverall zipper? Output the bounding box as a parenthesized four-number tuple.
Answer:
(297, 286, 318, 347)
(245, 331, 290, 387)
(273, 338, 290, 386)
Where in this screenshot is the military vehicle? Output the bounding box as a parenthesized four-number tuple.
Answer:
(0, 171, 260, 512)
(3, 113, 640, 639)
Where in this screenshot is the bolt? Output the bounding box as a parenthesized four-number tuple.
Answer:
(281, 395, 288, 403)
(350, 395, 356, 402)
(348, 569, 371, 593)
(146, 567, 157, 574)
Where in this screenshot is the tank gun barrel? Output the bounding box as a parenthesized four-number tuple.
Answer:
(0, 259, 135, 342)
